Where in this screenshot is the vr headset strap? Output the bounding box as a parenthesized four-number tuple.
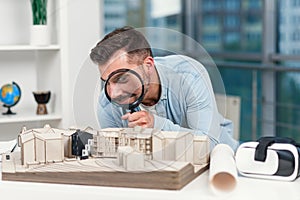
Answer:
(254, 137, 298, 162)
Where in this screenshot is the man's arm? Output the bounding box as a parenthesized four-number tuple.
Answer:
(154, 72, 221, 149)
(154, 67, 237, 151)
(98, 94, 124, 128)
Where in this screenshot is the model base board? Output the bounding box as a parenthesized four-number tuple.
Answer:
(2, 152, 208, 190)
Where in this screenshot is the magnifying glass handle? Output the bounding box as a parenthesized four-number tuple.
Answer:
(131, 106, 141, 113)
(122, 106, 141, 114)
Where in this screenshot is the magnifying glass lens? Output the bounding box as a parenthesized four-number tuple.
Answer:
(105, 69, 144, 111)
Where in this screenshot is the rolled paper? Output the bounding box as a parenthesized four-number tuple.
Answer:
(209, 144, 238, 193)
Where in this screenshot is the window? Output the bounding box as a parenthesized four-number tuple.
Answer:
(103, 0, 181, 31)
(203, 0, 221, 11)
(103, 0, 182, 53)
(277, 0, 300, 141)
(292, 30, 300, 41)
(224, 15, 240, 28)
(292, 16, 300, 25)
(292, 0, 300, 7)
(101, 0, 300, 142)
(198, 0, 262, 53)
(203, 15, 219, 26)
(247, 0, 261, 9)
(225, 0, 240, 10)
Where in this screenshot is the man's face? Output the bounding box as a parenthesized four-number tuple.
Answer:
(99, 51, 147, 106)
(99, 51, 132, 81)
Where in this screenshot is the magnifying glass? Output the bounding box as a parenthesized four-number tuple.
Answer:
(104, 68, 145, 113)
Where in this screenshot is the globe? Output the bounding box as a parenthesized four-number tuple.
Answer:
(0, 82, 21, 115)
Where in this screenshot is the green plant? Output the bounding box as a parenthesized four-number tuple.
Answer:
(30, 0, 48, 25)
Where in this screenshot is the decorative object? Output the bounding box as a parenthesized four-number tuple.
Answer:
(0, 82, 21, 115)
(33, 91, 51, 115)
(30, 0, 49, 45)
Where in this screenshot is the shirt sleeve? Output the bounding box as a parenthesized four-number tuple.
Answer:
(97, 93, 124, 128)
(153, 60, 238, 151)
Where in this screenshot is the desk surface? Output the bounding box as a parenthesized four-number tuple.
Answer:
(1, 164, 300, 200)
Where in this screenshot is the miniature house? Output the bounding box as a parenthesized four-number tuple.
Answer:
(193, 135, 209, 165)
(34, 132, 64, 164)
(17, 125, 210, 171)
(62, 127, 96, 158)
(117, 146, 145, 171)
(71, 129, 93, 159)
(18, 125, 64, 166)
(91, 127, 158, 159)
(92, 128, 120, 157)
(91, 127, 210, 164)
(62, 129, 78, 158)
(19, 131, 35, 165)
(116, 146, 133, 166)
(152, 131, 194, 162)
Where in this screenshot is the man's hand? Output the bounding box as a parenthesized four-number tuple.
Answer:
(121, 111, 154, 128)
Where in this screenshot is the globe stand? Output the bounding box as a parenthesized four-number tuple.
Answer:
(3, 105, 16, 115)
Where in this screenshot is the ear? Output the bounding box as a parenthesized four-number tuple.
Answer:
(143, 56, 155, 71)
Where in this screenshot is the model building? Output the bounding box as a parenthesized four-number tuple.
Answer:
(2, 124, 210, 190)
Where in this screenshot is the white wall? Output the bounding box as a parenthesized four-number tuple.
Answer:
(60, 0, 101, 129)
(0, 0, 31, 45)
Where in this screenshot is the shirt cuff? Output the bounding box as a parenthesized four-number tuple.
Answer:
(153, 115, 181, 131)
(153, 115, 167, 129)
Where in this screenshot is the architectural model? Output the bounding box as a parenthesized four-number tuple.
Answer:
(2, 124, 210, 190)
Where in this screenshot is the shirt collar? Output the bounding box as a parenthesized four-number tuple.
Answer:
(154, 61, 168, 101)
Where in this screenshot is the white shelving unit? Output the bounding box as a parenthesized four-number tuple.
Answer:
(0, 0, 101, 140)
(0, 0, 63, 140)
(0, 45, 60, 51)
(0, 112, 62, 124)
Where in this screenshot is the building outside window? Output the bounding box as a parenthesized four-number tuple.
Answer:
(277, 0, 300, 140)
(101, 0, 300, 142)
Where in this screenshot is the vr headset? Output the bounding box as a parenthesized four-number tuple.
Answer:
(235, 137, 300, 181)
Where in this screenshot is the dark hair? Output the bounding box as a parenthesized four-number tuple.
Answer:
(90, 26, 153, 66)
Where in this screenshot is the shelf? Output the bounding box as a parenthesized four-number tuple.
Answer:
(0, 45, 60, 51)
(0, 112, 62, 124)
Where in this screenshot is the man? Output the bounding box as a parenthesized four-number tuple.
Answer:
(90, 26, 238, 151)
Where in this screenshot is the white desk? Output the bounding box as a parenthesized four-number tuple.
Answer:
(1, 164, 300, 200)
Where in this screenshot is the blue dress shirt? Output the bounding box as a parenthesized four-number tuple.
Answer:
(98, 55, 239, 151)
